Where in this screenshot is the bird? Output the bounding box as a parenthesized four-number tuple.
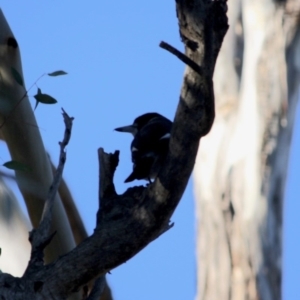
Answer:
(115, 112, 172, 183)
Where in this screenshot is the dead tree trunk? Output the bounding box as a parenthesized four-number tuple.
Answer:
(194, 0, 300, 299)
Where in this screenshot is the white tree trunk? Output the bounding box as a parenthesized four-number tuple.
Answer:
(194, 0, 300, 299)
(0, 176, 31, 276)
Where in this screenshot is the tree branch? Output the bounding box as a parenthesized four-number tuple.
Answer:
(159, 41, 203, 75)
(24, 109, 73, 275)
(0, 1, 229, 299)
(98, 148, 118, 216)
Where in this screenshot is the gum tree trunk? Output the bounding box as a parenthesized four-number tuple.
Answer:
(194, 1, 300, 299)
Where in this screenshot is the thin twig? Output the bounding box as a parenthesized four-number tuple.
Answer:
(40, 108, 73, 223)
(0, 73, 46, 129)
(159, 41, 203, 75)
(25, 109, 74, 272)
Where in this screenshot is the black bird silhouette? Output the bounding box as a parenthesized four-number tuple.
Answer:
(115, 113, 172, 183)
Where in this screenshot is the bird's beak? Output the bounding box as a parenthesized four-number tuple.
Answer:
(114, 125, 137, 136)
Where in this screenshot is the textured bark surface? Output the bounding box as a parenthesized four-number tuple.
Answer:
(194, 0, 300, 299)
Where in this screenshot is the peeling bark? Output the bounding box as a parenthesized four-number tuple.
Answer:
(195, 1, 300, 299)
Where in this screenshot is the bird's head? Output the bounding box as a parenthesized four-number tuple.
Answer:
(114, 112, 163, 137)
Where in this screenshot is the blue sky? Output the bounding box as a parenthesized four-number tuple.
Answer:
(0, 2, 299, 299)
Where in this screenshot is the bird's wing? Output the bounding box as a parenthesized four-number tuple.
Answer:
(130, 118, 172, 162)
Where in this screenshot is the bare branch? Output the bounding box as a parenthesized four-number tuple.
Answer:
(40, 109, 73, 224)
(160, 41, 203, 75)
(25, 109, 73, 273)
(98, 149, 118, 212)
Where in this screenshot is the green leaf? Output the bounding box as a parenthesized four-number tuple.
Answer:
(48, 70, 68, 77)
(34, 88, 42, 110)
(34, 92, 57, 105)
(3, 160, 30, 171)
(11, 67, 23, 86)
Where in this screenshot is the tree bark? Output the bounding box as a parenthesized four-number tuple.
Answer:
(194, 1, 300, 299)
